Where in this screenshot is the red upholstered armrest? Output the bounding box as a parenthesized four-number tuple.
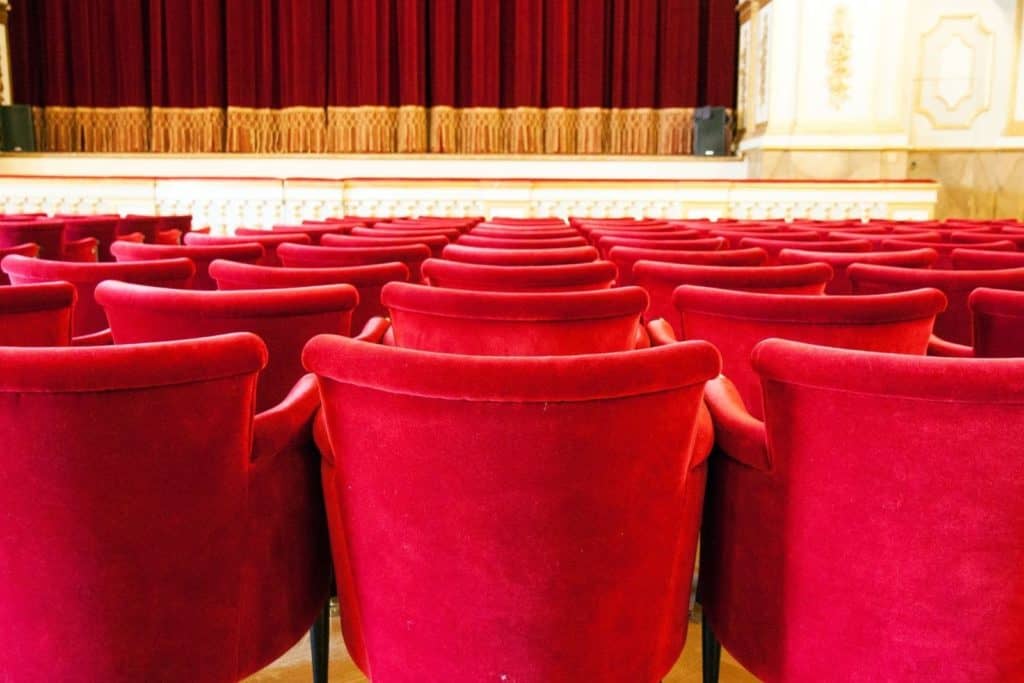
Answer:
(71, 328, 114, 346)
(251, 373, 319, 463)
(927, 334, 975, 358)
(704, 376, 771, 472)
(645, 319, 712, 466)
(355, 316, 390, 343)
(63, 236, 99, 262)
(633, 323, 651, 349)
(645, 318, 678, 346)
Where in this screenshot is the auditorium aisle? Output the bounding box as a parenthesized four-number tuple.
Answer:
(244, 607, 757, 682)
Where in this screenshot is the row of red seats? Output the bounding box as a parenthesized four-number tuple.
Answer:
(1, 214, 1023, 681)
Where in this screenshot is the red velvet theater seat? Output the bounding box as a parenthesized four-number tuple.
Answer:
(594, 234, 718, 259)
(0, 220, 66, 260)
(738, 237, 871, 265)
(708, 228, 820, 249)
(95, 280, 358, 412)
(62, 216, 121, 261)
(184, 230, 312, 266)
(951, 247, 1024, 270)
(321, 232, 449, 258)
(0, 281, 75, 346)
(777, 247, 938, 294)
(634, 261, 833, 333)
(0, 243, 39, 284)
(441, 243, 598, 266)
(485, 217, 568, 227)
(969, 287, 1024, 357)
(117, 215, 160, 243)
(156, 214, 193, 234)
(673, 285, 947, 415)
(826, 229, 942, 248)
(456, 234, 587, 250)
(470, 226, 580, 240)
(0, 333, 330, 682)
(882, 238, 1015, 268)
(608, 245, 763, 286)
(848, 263, 1024, 346)
(700, 338, 1024, 682)
(422, 258, 617, 292)
(354, 225, 462, 241)
(2, 254, 196, 336)
(210, 259, 410, 332)
(381, 282, 649, 354)
(278, 242, 432, 282)
(240, 223, 351, 244)
(110, 240, 265, 290)
(303, 333, 720, 682)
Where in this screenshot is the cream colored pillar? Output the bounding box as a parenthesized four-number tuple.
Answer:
(739, 0, 1024, 218)
(0, 0, 12, 106)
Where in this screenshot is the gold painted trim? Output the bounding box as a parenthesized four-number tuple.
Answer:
(914, 15, 995, 131)
(1006, 0, 1024, 135)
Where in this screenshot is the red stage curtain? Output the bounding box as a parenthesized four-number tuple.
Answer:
(9, 0, 737, 155)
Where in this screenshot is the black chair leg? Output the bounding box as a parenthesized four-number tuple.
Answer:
(702, 608, 721, 683)
(310, 599, 330, 683)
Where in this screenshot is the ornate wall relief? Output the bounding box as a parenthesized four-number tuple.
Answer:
(915, 15, 995, 129)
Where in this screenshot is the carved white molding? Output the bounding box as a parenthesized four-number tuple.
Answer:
(916, 15, 995, 130)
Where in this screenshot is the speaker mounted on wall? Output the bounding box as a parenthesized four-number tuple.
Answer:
(693, 106, 732, 157)
(0, 105, 36, 152)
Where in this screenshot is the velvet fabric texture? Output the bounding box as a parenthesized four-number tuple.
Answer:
(357, 226, 464, 241)
(95, 280, 357, 412)
(951, 248, 1024, 270)
(321, 233, 449, 258)
(441, 244, 599, 266)
(777, 248, 938, 294)
(701, 338, 1024, 682)
(737, 238, 871, 264)
(156, 215, 194, 234)
(633, 262, 832, 333)
(827, 229, 942, 248)
(0, 243, 40, 284)
(709, 229, 820, 249)
(0, 220, 65, 259)
(2, 254, 196, 335)
(62, 216, 122, 261)
(0, 333, 329, 681)
(110, 241, 264, 290)
(117, 216, 160, 243)
(673, 285, 947, 418)
(304, 334, 721, 682)
(209, 259, 410, 332)
(381, 282, 649, 355)
(594, 234, 715, 259)
(184, 231, 312, 266)
(238, 225, 351, 245)
(0, 281, 75, 346)
(882, 238, 1015, 268)
(848, 264, 1024, 345)
(422, 259, 617, 292)
(456, 235, 588, 250)
(278, 242, 432, 282)
(609, 246, 764, 286)
(471, 226, 580, 240)
(969, 287, 1024, 357)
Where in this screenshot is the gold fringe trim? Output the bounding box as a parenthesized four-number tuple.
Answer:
(152, 107, 224, 153)
(226, 107, 280, 153)
(609, 108, 656, 155)
(327, 106, 399, 153)
(77, 108, 151, 152)
(396, 105, 427, 153)
(657, 108, 695, 155)
(577, 107, 608, 155)
(460, 108, 503, 154)
(504, 107, 544, 154)
(429, 106, 459, 153)
(544, 108, 577, 154)
(25, 106, 721, 156)
(279, 107, 326, 153)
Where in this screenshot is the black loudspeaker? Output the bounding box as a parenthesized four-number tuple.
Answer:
(0, 105, 36, 152)
(693, 106, 730, 157)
